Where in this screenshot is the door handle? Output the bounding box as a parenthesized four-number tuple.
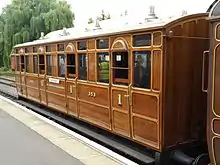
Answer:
(202, 50, 209, 92)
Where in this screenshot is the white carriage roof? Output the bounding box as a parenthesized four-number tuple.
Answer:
(14, 13, 193, 48)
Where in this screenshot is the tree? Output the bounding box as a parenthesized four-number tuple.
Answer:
(97, 10, 111, 21)
(0, 0, 74, 68)
(88, 18, 94, 24)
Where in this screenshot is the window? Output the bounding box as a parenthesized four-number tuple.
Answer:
(46, 55, 52, 75)
(67, 54, 76, 78)
(15, 49, 19, 54)
(33, 55, 38, 73)
(112, 52, 129, 85)
(46, 45, 51, 52)
(16, 56, 20, 71)
(132, 34, 151, 47)
(20, 55, 25, 72)
(133, 51, 151, 89)
(96, 39, 109, 49)
(77, 41, 87, 50)
(97, 52, 109, 83)
(33, 46, 38, 53)
(78, 53, 87, 80)
(57, 44, 64, 52)
(25, 48, 29, 53)
(39, 55, 45, 74)
(58, 54, 65, 77)
(25, 56, 30, 72)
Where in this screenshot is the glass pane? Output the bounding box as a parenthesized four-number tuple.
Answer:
(67, 54, 76, 78)
(96, 39, 109, 49)
(67, 54, 75, 66)
(77, 41, 87, 50)
(78, 54, 87, 80)
(58, 54, 65, 77)
(46, 55, 52, 76)
(46, 45, 51, 52)
(132, 34, 151, 47)
(97, 52, 109, 83)
(133, 51, 151, 89)
(33, 55, 38, 74)
(57, 44, 65, 51)
(25, 56, 29, 72)
(33, 46, 37, 53)
(113, 52, 128, 68)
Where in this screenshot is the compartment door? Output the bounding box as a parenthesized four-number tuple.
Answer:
(208, 23, 220, 165)
(111, 86, 131, 137)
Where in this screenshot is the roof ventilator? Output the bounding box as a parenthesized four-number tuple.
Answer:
(145, 6, 158, 22)
(93, 18, 102, 31)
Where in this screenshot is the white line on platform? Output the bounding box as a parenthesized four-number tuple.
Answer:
(0, 95, 138, 165)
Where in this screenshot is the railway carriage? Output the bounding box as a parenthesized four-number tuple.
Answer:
(207, 1, 220, 164)
(11, 9, 212, 164)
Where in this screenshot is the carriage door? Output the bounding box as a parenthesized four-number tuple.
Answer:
(111, 38, 131, 137)
(208, 22, 220, 165)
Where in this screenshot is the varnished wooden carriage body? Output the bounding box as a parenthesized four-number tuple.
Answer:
(11, 13, 209, 153)
(207, 1, 220, 164)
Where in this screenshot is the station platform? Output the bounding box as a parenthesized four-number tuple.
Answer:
(0, 96, 136, 165)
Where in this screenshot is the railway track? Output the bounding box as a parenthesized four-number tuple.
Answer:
(0, 79, 156, 165)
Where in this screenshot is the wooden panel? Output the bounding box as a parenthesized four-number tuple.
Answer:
(182, 21, 196, 37)
(78, 83, 109, 106)
(88, 53, 96, 81)
(66, 82, 76, 98)
(27, 87, 40, 101)
(153, 32, 162, 46)
(39, 78, 45, 90)
(110, 35, 131, 47)
(26, 76, 38, 88)
(21, 75, 25, 85)
(40, 91, 46, 105)
(214, 45, 220, 116)
(78, 101, 110, 129)
(88, 39, 95, 49)
(47, 79, 65, 94)
(67, 98, 77, 116)
(213, 137, 220, 164)
(113, 111, 130, 137)
(47, 93, 66, 113)
(213, 119, 220, 135)
(152, 50, 161, 91)
(112, 88, 129, 111)
(132, 93, 158, 119)
(133, 116, 158, 146)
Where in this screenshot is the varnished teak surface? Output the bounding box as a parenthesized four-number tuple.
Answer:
(13, 13, 209, 153)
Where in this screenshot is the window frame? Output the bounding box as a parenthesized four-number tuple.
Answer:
(58, 54, 66, 78)
(66, 53, 76, 79)
(132, 33, 152, 48)
(78, 53, 88, 81)
(33, 55, 38, 74)
(132, 50, 152, 90)
(97, 52, 110, 83)
(46, 54, 52, 76)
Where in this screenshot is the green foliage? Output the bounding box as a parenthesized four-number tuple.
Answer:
(0, 0, 74, 68)
(88, 18, 94, 24)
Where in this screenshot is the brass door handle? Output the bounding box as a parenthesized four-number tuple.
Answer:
(124, 94, 129, 97)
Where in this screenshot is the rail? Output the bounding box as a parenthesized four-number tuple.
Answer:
(0, 77, 16, 87)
